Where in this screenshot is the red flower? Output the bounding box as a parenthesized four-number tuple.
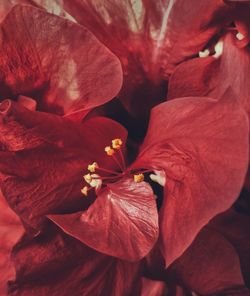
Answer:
(2, 95, 248, 294)
(48, 94, 248, 266)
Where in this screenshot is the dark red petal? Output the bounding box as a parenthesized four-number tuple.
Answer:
(0, 5, 122, 115)
(210, 210, 250, 287)
(0, 100, 127, 229)
(134, 95, 249, 266)
(0, 194, 23, 295)
(9, 225, 141, 296)
(168, 227, 248, 295)
(49, 177, 158, 261)
(141, 278, 167, 296)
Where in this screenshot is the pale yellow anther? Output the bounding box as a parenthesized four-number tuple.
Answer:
(84, 173, 92, 184)
(112, 138, 123, 150)
(88, 162, 99, 173)
(81, 186, 88, 196)
(89, 174, 102, 189)
(105, 146, 115, 156)
(134, 173, 144, 183)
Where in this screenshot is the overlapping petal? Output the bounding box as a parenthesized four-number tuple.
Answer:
(168, 226, 250, 295)
(168, 33, 250, 117)
(0, 194, 23, 295)
(0, 5, 122, 115)
(49, 177, 158, 261)
(133, 95, 249, 266)
(9, 225, 141, 296)
(0, 100, 127, 229)
(62, 0, 232, 116)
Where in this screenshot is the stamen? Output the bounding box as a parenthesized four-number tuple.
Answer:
(105, 146, 115, 156)
(199, 49, 210, 58)
(112, 138, 123, 150)
(118, 149, 126, 170)
(81, 186, 89, 196)
(134, 173, 144, 183)
(88, 174, 102, 189)
(213, 40, 223, 59)
(236, 32, 245, 41)
(149, 171, 166, 187)
(83, 173, 92, 184)
(111, 154, 124, 172)
(88, 162, 99, 173)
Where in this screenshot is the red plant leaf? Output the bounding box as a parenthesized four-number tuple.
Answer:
(49, 177, 158, 261)
(133, 95, 249, 266)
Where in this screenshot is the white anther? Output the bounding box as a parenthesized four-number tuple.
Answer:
(149, 170, 166, 187)
(236, 32, 245, 41)
(89, 174, 102, 189)
(199, 49, 210, 58)
(213, 40, 224, 58)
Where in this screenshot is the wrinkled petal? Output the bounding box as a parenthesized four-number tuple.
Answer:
(49, 177, 158, 261)
(0, 5, 122, 115)
(0, 193, 23, 295)
(168, 33, 250, 117)
(62, 0, 232, 117)
(168, 226, 249, 295)
(0, 100, 127, 229)
(9, 225, 141, 296)
(133, 95, 249, 266)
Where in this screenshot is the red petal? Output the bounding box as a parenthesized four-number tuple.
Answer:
(0, 5, 122, 115)
(49, 177, 158, 261)
(134, 95, 249, 266)
(168, 33, 250, 117)
(9, 226, 141, 295)
(141, 278, 167, 296)
(0, 194, 23, 295)
(168, 227, 248, 294)
(62, 1, 230, 117)
(0, 100, 127, 229)
(210, 209, 250, 287)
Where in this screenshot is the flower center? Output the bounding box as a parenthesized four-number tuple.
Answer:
(80, 138, 150, 197)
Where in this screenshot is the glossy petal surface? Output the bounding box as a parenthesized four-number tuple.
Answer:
(49, 178, 158, 261)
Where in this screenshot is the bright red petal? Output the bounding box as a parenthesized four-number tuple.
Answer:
(134, 95, 249, 266)
(0, 100, 127, 229)
(9, 225, 141, 296)
(0, 5, 122, 115)
(49, 177, 158, 261)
